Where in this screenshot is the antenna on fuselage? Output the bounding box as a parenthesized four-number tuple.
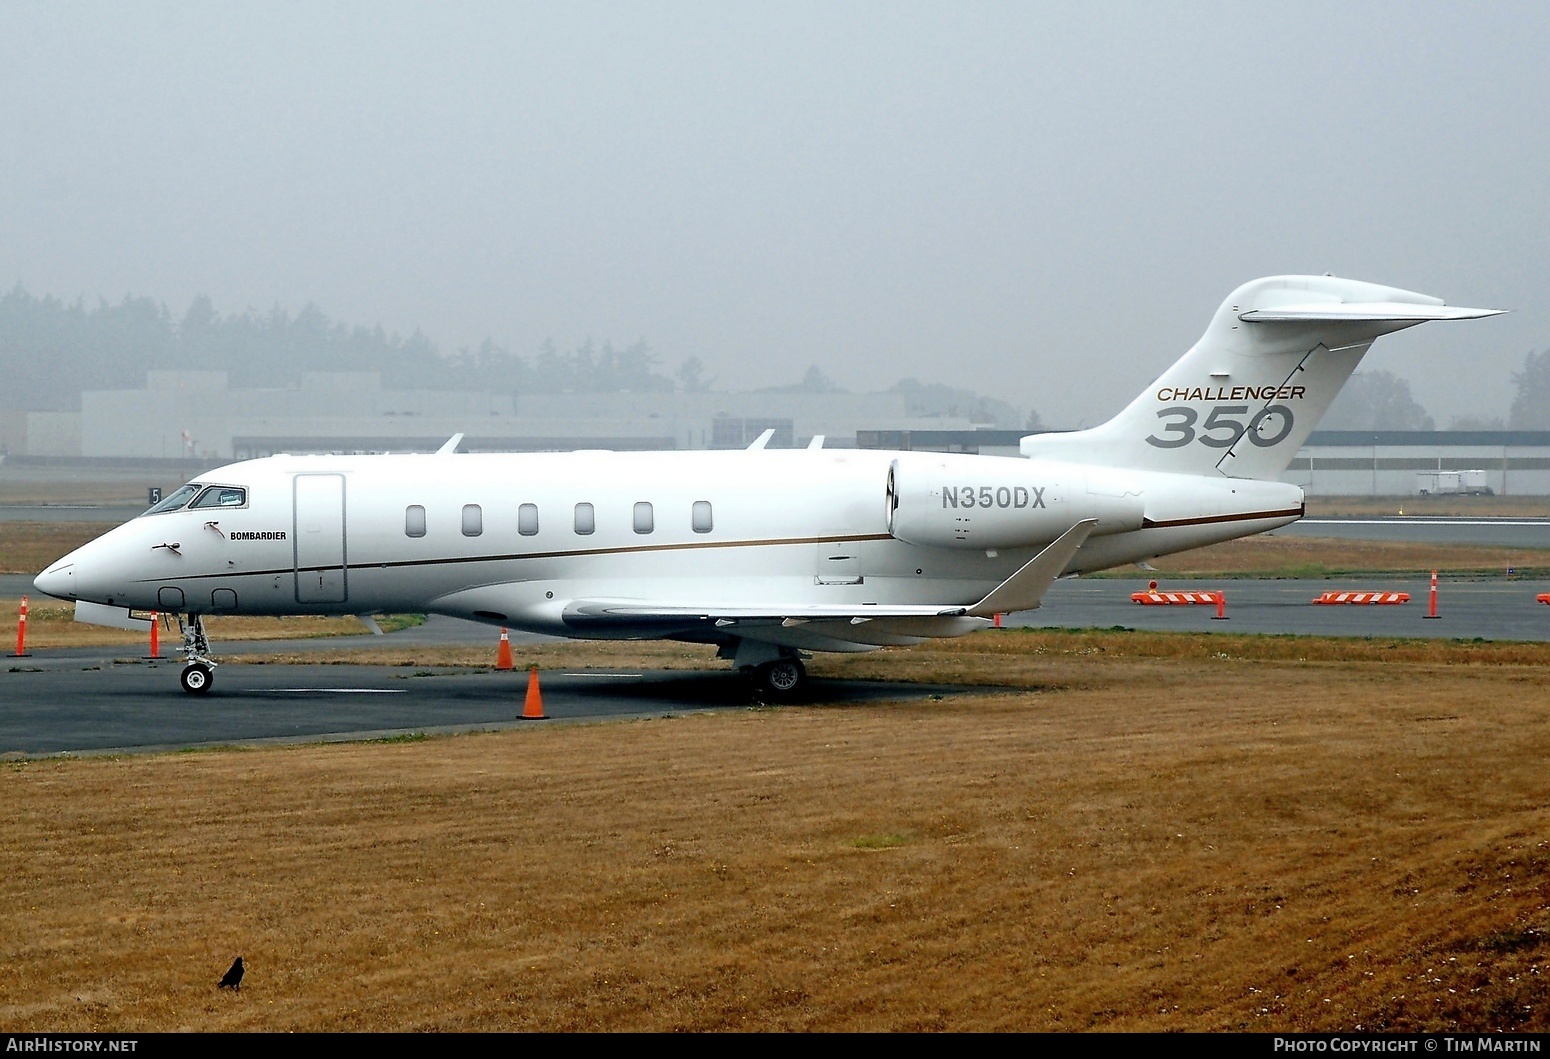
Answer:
(437, 433, 464, 455)
(807, 435, 825, 449)
(746, 428, 775, 450)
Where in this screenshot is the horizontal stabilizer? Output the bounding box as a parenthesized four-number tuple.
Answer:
(1239, 302, 1504, 323)
(967, 518, 1097, 617)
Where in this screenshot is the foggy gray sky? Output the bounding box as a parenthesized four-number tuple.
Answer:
(2, 1, 1546, 427)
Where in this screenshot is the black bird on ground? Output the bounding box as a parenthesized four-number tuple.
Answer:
(218, 957, 244, 990)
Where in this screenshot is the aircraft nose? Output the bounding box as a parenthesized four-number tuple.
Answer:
(34, 563, 76, 601)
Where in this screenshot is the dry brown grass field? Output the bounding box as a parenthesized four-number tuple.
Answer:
(0, 483, 157, 506)
(0, 596, 376, 649)
(1139, 534, 1550, 579)
(3, 630, 1550, 1033)
(1, 522, 111, 575)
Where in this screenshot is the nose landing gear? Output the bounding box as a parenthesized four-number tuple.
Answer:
(180, 662, 214, 694)
(176, 613, 217, 694)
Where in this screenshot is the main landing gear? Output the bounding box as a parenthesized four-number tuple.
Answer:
(754, 656, 806, 698)
(720, 638, 809, 698)
(176, 613, 217, 695)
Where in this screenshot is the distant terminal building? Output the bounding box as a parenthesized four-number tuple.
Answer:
(6, 371, 971, 460)
(1284, 431, 1550, 497)
(6, 374, 1550, 496)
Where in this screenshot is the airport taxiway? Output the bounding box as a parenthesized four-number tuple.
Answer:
(1019, 575, 1550, 640)
(5, 575, 1549, 756)
(8, 501, 1550, 758)
(0, 663, 972, 757)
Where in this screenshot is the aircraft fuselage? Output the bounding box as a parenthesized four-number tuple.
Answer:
(36, 447, 1302, 645)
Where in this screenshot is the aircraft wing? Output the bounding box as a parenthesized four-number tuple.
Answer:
(561, 519, 1099, 631)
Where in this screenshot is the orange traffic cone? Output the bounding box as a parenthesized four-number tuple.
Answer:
(146, 611, 162, 659)
(495, 628, 514, 670)
(521, 665, 547, 720)
(12, 595, 29, 657)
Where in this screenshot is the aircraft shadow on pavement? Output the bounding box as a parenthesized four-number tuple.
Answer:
(555, 670, 972, 708)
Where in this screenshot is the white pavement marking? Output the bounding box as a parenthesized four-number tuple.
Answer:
(272, 688, 407, 694)
(1298, 518, 1550, 526)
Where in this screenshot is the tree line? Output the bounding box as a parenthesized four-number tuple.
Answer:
(0, 286, 1030, 428)
(1272, 361, 1550, 433)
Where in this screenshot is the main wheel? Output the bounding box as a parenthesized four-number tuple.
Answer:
(181, 663, 214, 695)
(756, 657, 805, 698)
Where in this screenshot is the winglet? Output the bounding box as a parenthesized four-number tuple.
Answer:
(967, 518, 1098, 618)
(746, 428, 776, 450)
(437, 433, 464, 455)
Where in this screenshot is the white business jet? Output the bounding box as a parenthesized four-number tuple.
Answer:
(34, 276, 1501, 695)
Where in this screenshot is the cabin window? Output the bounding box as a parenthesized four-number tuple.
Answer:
(518, 503, 539, 536)
(405, 505, 427, 538)
(191, 485, 248, 509)
(462, 504, 483, 537)
(574, 502, 595, 535)
(633, 501, 654, 534)
(141, 483, 200, 516)
(692, 500, 713, 533)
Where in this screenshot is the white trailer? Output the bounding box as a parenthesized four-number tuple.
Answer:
(1416, 469, 1493, 495)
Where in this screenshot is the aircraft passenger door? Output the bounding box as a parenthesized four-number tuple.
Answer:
(294, 474, 348, 604)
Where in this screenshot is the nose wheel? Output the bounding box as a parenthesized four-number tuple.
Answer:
(176, 614, 218, 694)
(180, 663, 214, 694)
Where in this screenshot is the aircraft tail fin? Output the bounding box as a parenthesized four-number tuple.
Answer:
(1020, 276, 1503, 480)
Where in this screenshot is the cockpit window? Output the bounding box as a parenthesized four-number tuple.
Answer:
(191, 485, 248, 510)
(141, 484, 201, 515)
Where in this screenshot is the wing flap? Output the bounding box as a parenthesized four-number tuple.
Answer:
(561, 517, 1099, 630)
(564, 600, 967, 625)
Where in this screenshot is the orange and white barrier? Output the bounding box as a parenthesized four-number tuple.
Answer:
(1311, 591, 1410, 605)
(1131, 589, 1222, 605)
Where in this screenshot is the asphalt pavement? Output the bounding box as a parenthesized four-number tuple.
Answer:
(1026, 576, 1550, 641)
(0, 663, 969, 757)
(6, 513, 1549, 756)
(5, 576, 1548, 756)
(0, 505, 143, 523)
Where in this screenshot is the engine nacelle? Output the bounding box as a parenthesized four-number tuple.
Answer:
(886, 454, 1144, 550)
